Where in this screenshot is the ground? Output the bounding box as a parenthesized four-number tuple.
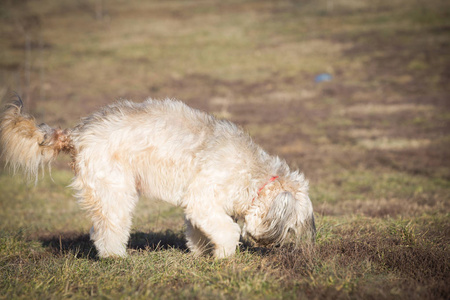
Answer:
(0, 0, 449, 299)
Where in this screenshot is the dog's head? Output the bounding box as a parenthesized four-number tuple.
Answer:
(243, 172, 315, 247)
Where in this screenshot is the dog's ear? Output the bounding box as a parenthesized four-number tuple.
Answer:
(299, 211, 316, 244)
(260, 191, 296, 245)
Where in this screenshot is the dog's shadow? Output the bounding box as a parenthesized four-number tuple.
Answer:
(38, 230, 188, 260)
(38, 231, 269, 259)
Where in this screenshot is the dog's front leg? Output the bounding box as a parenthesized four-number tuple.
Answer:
(185, 218, 212, 256)
(185, 208, 241, 259)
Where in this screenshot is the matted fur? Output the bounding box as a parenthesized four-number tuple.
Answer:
(0, 98, 315, 258)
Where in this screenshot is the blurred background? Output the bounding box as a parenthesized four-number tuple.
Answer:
(1, 0, 448, 198)
(0, 0, 449, 298)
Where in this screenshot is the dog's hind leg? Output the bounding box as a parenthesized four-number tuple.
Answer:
(72, 159, 138, 258)
(84, 182, 138, 258)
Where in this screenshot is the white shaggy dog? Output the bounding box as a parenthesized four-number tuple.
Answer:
(0, 97, 315, 258)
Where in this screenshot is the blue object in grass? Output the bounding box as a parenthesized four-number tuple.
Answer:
(315, 73, 332, 83)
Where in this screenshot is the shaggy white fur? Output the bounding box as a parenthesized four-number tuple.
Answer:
(0, 98, 315, 258)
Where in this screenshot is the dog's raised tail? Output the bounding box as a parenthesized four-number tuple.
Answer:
(0, 97, 73, 181)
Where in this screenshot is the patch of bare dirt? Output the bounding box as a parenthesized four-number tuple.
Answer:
(316, 197, 447, 218)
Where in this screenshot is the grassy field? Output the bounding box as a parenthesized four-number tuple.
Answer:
(1, 0, 449, 299)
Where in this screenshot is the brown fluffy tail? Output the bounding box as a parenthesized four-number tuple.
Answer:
(0, 97, 73, 181)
